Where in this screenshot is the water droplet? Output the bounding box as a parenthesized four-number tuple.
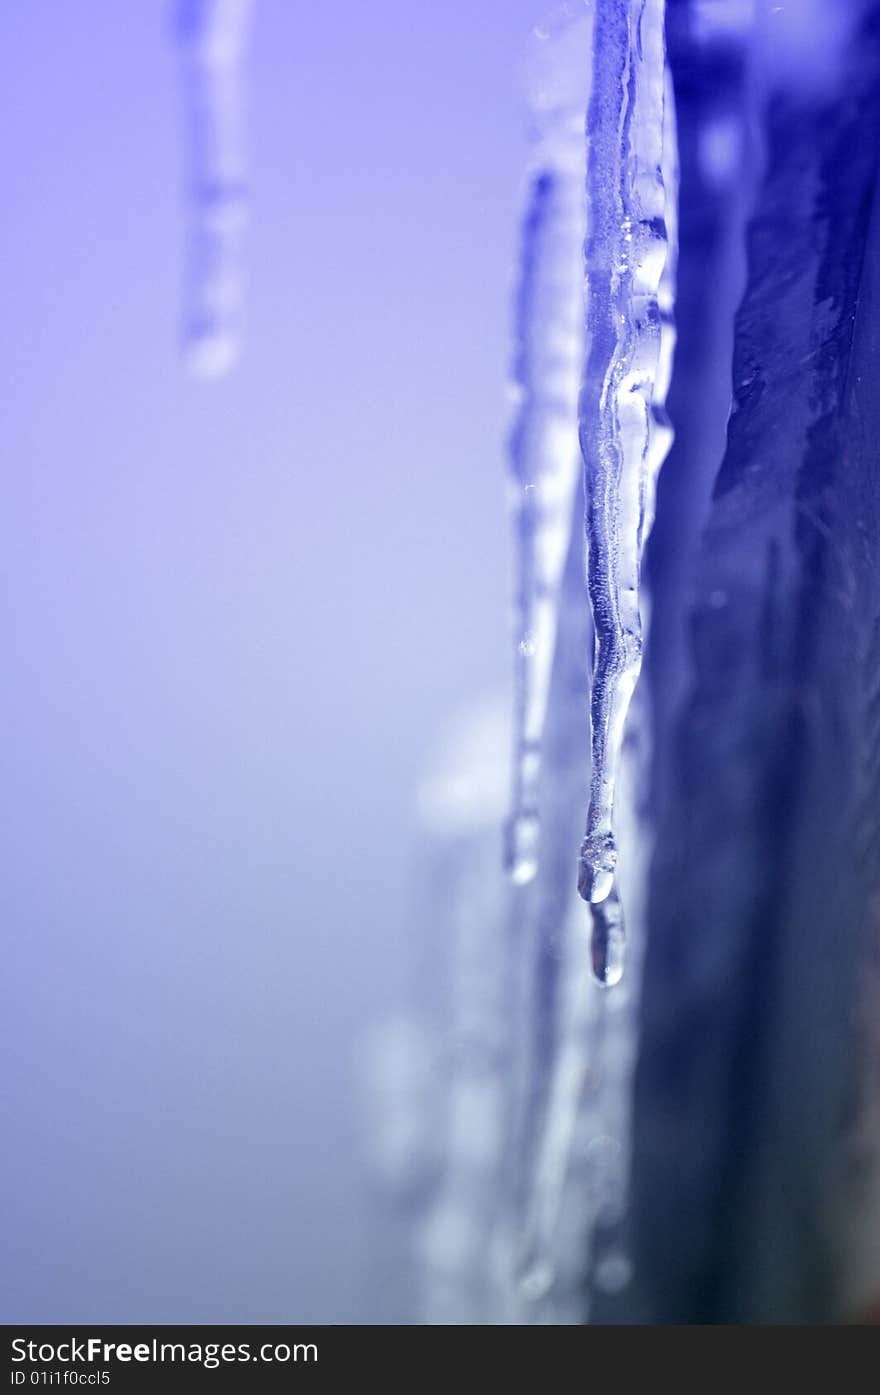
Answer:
(589, 887, 626, 986)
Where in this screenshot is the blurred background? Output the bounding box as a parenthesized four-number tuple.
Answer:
(0, 0, 541, 1322)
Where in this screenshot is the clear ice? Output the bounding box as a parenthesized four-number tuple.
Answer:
(577, 0, 676, 929)
(175, 0, 255, 379)
(374, 0, 875, 1328)
(506, 0, 676, 981)
(372, 4, 682, 1321)
(504, 7, 590, 887)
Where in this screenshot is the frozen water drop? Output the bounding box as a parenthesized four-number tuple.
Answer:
(588, 884, 626, 987)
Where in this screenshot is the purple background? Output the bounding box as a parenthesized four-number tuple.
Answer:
(0, 0, 543, 1320)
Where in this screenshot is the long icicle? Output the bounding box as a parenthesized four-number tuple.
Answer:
(578, 0, 674, 976)
(505, 6, 590, 886)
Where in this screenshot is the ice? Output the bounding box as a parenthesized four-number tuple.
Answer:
(504, 5, 590, 887)
(577, 0, 676, 941)
(175, 0, 255, 379)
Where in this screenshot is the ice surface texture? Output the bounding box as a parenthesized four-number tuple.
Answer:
(407, 0, 880, 1327)
(505, 7, 590, 889)
(506, 1, 675, 985)
(620, 0, 880, 1324)
(577, 0, 674, 921)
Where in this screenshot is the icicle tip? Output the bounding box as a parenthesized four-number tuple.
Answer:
(588, 891, 625, 988)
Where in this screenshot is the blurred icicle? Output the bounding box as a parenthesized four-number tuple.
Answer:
(360, 697, 520, 1323)
(504, 4, 590, 887)
(359, 1016, 443, 1197)
(578, 0, 676, 980)
(410, 697, 520, 1323)
(509, 532, 652, 1323)
(175, 0, 255, 379)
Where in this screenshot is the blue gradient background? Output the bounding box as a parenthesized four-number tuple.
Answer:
(1, 0, 539, 1321)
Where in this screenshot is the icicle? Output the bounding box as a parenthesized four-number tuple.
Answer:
(589, 883, 626, 988)
(175, 0, 255, 379)
(504, 6, 590, 887)
(578, 0, 675, 939)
